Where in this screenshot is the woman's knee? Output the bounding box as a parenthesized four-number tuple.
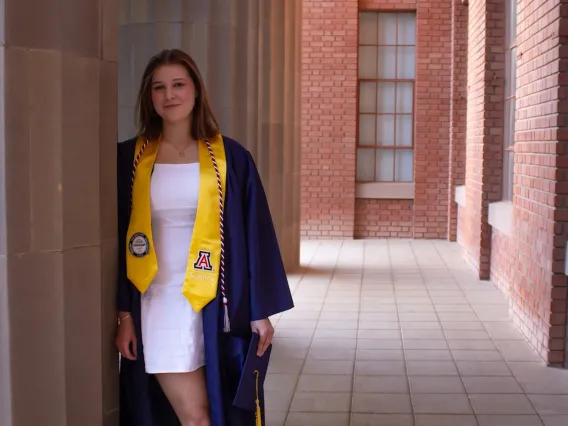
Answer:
(155, 370, 210, 425)
(180, 405, 209, 426)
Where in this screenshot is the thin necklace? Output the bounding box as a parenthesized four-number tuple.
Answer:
(177, 143, 190, 157)
(166, 140, 192, 157)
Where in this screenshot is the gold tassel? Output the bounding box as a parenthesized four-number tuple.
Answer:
(254, 370, 262, 426)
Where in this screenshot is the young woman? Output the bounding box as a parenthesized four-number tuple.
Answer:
(115, 49, 294, 426)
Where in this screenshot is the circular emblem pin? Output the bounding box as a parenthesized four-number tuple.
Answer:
(129, 233, 150, 257)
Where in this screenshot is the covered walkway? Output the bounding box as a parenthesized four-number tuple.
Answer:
(266, 240, 568, 426)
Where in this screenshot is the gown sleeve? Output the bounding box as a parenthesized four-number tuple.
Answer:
(116, 142, 133, 312)
(244, 150, 295, 321)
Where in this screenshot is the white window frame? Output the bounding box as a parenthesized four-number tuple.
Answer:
(356, 11, 417, 199)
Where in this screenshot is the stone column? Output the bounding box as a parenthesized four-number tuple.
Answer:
(119, 0, 302, 271)
(0, 1, 119, 425)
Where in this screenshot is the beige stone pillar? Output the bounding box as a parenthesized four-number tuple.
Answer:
(0, 1, 119, 426)
(119, 0, 302, 271)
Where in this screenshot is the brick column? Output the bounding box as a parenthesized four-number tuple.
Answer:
(448, 0, 468, 242)
(490, 0, 568, 365)
(460, 0, 568, 364)
(460, 0, 505, 278)
(300, 0, 358, 239)
(413, 0, 453, 239)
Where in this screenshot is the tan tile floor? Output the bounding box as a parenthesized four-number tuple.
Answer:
(266, 240, 568, 426)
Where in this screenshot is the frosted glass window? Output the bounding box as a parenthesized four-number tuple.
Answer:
(510, 47, 517, 96)
(511, 0, 517, 45)
(504, 97, 516, 150)
(377, 115, 395, 146)
(398, 14, 416, 45)
(397, 46, 415, 79)
(359, 12, 377, 45)
(377, 82, 395, 113)
(395, 150, 413, 182)
(503, 0, 517, 201)
(503, 151, 514, 201)
(377, 46, 396, 79)
(377, 13, 397, 45)
(396, 115, 413, 147)
(359, 82, 376, 113)
(505, 49, 517, 98)
(356, 12, 417, 183)
(396, 82, 413, 113)
(376, 149, 394, 181)
(359, 46, 377, 78)
(506, 0, 517, 46)
(510, 97, 516, 139)
(503, 103, 510, 150)
(505, 54, 511, 97)
(359, 115, 376, 146)
(357, 148, 376, 181)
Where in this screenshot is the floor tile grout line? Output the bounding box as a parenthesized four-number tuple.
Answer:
(417, 244, 471, 420)
(348, 241, 364, 426)
(409, 240, 479, 424)
(391, 239, 416, 424)
(271, 241, 566, 424)
(278, 241, 349, 424)
(431, 241, 547, 424)
(432, 241, 510, 361)
(284, 240, 343, 425)
(281, 240, 323, 425)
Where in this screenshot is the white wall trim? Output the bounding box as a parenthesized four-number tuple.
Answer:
(488, 201, 514, 236)
(356, 182, 414, 199)
(455, 185, 466, 207)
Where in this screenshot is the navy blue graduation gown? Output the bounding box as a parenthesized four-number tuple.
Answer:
(116, 135, 294, 426)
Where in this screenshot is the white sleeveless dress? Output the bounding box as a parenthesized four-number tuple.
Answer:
(140, 163, 206, 374)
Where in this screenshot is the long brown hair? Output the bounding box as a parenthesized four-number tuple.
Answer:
(135, 49, 220, 141)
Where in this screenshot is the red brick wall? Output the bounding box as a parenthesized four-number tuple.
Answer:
(459, 0, 568, 364)
(301, 0, 459, 239)
(448, 0, 468, 241)
(459, 0, 504, 277)
(355, 199, 413, 238)
(457, 203, 467, 245)
(413, 0, 453, 239)
(490, 231, 513, 295)
(359, 0, 417, 9)
(355, 0, 419, 239)
(300, 0, 358, 238)
(489, 0, 568, 365)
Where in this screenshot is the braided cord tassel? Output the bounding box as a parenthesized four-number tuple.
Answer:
(130, 139, 150, 211)
(205, 139, 230, 332)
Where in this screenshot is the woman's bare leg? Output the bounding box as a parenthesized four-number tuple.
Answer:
(155, 367, 210, 426)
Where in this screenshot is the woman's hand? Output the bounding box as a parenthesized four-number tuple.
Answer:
(115, 312, 137, 361)
(251, 318, 274, 357)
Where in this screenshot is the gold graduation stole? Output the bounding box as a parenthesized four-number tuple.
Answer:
(125, 134, 231, 331)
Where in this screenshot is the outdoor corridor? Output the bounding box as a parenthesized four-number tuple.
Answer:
(265, 240, 568, 426)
